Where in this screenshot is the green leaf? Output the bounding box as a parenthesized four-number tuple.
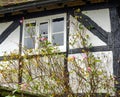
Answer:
(12, 89, 17, 94)
(95, 59, 101, 63)
(87, 25, 95, 30)
(88, 43, 93, 48)
(97, 71, 103, 75)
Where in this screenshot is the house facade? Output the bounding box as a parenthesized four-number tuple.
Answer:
(0, 0, 120, 95)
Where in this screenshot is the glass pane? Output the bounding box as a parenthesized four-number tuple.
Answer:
(52, 33, 64, 46)
(24, 37, 35, 49)
(39, 22, 48, 36)
(52, 17, 64, 33)
(25, 23, 36, 37)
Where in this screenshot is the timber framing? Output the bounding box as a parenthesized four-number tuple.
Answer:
(0, 0, 120, 94)
(0, 1, 119, 59)
(0, 1, 118, 58)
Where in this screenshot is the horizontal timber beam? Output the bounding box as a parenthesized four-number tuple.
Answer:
(0, 2, 119, 23)
(0, 0, 75, 14)
(0, 86, 45, 97)
(69, 46, 111, 54)
(0, 46, 111, 61)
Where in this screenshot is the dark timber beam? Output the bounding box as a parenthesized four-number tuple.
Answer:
(0, 0, 75, 14)
(0, 0, 117, 15)
(18, 17, 23, 84)
(81, 0, 91, 4)
(63, 10, 71, 94)
(109, 7, 120, 92)
(74, 12, 109, 44)
(69, 46, 111, 54)
(4, 13, 11, 17)
(117, 5, 120, 18)
(0, 85, 45, 97)
(0, 45, 111, 61)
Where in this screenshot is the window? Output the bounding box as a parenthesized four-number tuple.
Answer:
(52, 18, 64, 46)
(23, 14, 66, 51)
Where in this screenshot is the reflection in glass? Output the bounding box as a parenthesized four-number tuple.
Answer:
(52, 33, 64, 46)
(39, 22, 48, 35)
(25, 23, 36, 37)
(52, 18, 64, 33)
(24, 37, 35, 49)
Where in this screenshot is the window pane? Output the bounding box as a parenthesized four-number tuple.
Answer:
(39, 22, 48, 36)
(24, 37, 35, 49)
(25, 23, 36, 37)
(52, 18, 64, 33)
(52, 33, 64, 46)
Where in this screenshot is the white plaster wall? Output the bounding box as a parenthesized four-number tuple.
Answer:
(0, 23, 20, 56)
(68, 51, 114, 94)
(82, 8, 111, 32)
(87, 29, 107, 46)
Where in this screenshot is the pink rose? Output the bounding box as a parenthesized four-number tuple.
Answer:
(20, 20, 23, 23)
(82, 53, 87, 60)
(39, 37, 47, 41)
(20, 17, 24, 24)
(72, 56, 76, 60)
(87, 67, 92, 72)
(20, 83, 29, 90)
(68, 56, 76, 62)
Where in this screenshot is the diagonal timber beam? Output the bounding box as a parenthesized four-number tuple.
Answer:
(0, 20, 19, 44)
(74, 13, 109, 44)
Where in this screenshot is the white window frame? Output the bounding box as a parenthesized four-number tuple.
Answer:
(23, 13, 66, 52)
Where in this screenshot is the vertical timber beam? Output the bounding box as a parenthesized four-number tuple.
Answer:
(64, 8, 71, 95)
(109, 7, 120, 93)
(18, 17, 24, 84)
